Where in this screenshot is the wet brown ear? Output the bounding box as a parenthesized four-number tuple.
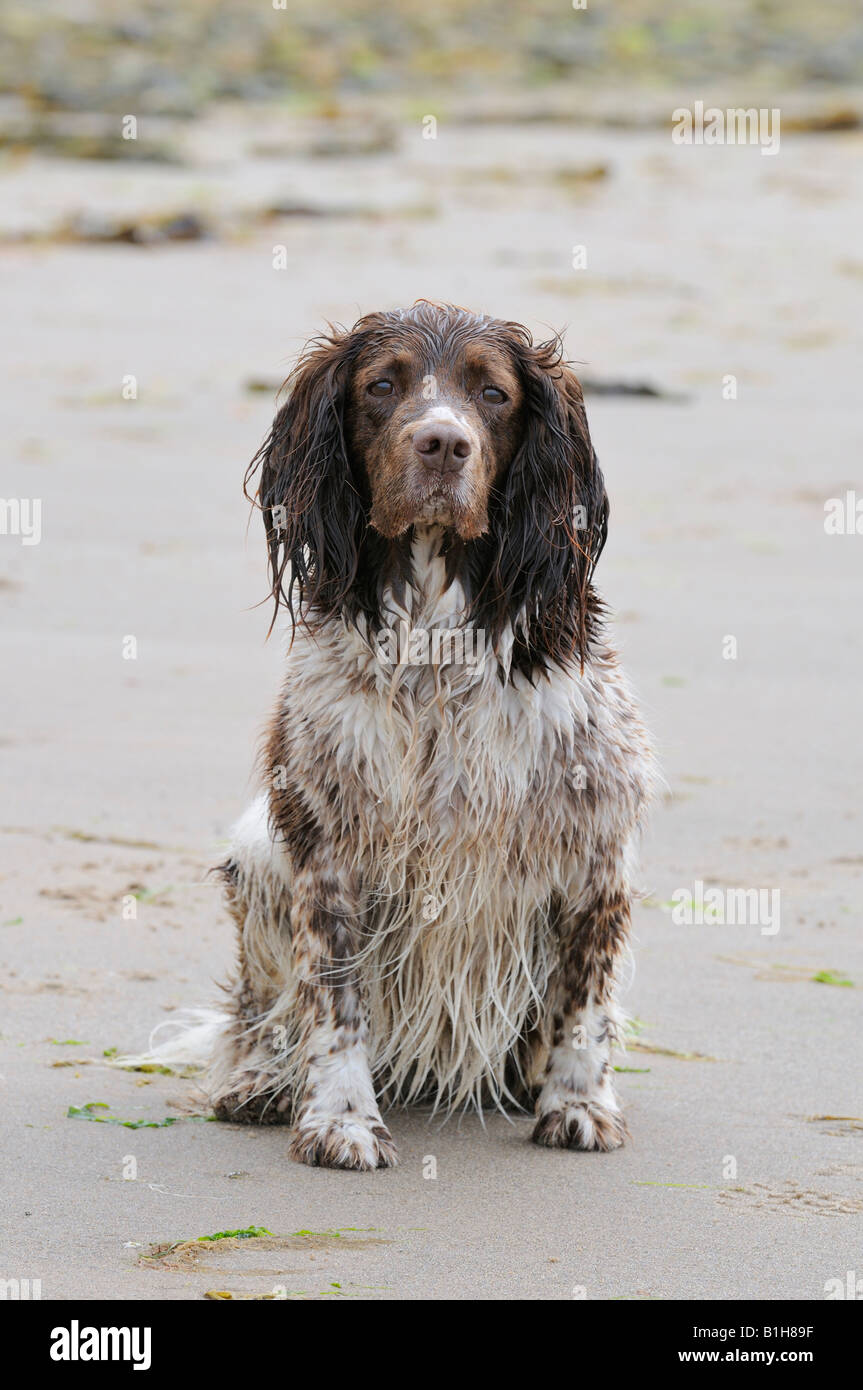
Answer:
(481, 334, 608, 673)
(245, 332, 367, 630)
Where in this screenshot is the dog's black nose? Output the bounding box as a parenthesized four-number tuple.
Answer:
(413, 421, 472, 473)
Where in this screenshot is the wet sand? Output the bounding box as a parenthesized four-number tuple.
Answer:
(2, 110, 862, 1299)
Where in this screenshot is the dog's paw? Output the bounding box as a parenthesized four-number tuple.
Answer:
(532, 1100, 627, 1153)
(289, 1111, 398, 1170)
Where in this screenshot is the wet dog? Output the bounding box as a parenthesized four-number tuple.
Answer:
(128, 301, 656, 1169)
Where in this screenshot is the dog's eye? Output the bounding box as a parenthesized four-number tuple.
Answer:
(481, 386, 507, 404)
(368, 379, 394, 397)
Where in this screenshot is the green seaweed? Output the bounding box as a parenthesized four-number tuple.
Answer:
(197, 1226, 274, 1242)
(66, 1101, 206, 1128)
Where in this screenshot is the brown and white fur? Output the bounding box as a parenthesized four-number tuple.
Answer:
(125, 302, 657, 1169)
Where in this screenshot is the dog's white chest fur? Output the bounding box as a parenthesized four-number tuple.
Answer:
(290, 529, 590, 852)
(289, 550, 588, 886)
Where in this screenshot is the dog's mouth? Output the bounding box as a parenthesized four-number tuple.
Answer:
(410, 470, 468, 522)
(414, 495, 457, 524)
(369, 456, 489, 539)
(420, 472, 462, 497)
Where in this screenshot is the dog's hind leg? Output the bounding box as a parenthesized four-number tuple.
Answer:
(206, 794, 301, 1124)
(113, 795, 297, 1121)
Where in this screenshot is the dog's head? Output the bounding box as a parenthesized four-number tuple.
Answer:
(248, 301, 608, 671)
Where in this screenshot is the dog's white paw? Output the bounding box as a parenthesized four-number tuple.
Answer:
(532, 1097, 627, 1152)
(289, 1109, 398, 1170)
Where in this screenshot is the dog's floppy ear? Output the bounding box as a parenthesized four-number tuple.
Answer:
(245, 329, 367, 631)
(487, 332, 609, 673)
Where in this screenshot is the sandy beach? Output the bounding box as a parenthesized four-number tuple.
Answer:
(2, 94, 862, 1299)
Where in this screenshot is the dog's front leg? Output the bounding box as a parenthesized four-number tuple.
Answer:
(532, 886, 630, 1153)
(287, 858, 396, 1170)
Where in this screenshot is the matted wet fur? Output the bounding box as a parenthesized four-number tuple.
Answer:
(122, 302, 657, 1170)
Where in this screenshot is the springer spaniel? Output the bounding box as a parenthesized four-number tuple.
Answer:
(131, 301, 656, 1169)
